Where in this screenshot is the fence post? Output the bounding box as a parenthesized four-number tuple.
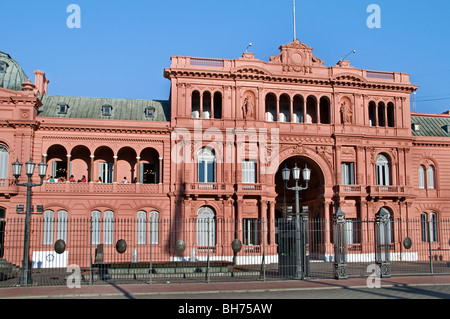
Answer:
(89, 218, 93, 285)
(375, 209, 391, 278)
(333, 208, 348, 279)
(300, 206, 309, 279)
(260, 218, 266, 282)
(428, 220, 434, 274)
(206, 218, 210, 284)
(149, 217, 153, 284)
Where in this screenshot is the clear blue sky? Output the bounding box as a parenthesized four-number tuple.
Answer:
(2, 0, 450, 114)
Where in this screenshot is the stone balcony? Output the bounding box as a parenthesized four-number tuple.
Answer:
(38, 181, 165, 194)
(367, 185, 410, 200)
(183, 182, 234, 198)
(0, 179, 18, 196)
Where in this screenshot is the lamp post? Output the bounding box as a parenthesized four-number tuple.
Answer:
(282, 163, 311, 279)
(12, 158, 47, 286)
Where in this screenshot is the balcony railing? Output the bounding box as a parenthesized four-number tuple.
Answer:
(39, 182, 163, 194)
(0, 178, 19, 195)
(236, 183, 263, 192)
(368, 185, 409, 198)
(184, 183, 234, 196)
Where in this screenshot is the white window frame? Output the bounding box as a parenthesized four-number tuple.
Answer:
(43, 210, 54, 245)
(196, 206, 216, 247)
(197, 148, 216, 183)
(427, 166, 435, 189)
(103, 210, 114, 245)
(418, 166, 425, 189)
(341, 162, 355, 185)
(242, 159, 257, 184)
(0, 145, 9, 179)
(376, 154, 391, 186)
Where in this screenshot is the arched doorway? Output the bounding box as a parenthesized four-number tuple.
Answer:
(274, 156, 327, 260)
(274, 156, 325, 219)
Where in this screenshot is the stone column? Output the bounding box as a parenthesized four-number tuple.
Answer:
(66, 154, 71, 181)
(136, 157, 141, 183)
(90, 155, 95, 182)
(113, 155, 118, 183)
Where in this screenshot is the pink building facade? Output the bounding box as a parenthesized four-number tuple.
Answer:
(1, 40, 449, 264)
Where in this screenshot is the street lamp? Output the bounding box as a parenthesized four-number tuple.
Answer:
(12, 158, 48, 286)
(282, 163, 311, 279)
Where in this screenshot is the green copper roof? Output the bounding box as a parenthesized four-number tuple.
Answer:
(411, 115, 450, 137)
(0, 51, 29, 91)
(38, 95, 170, 122)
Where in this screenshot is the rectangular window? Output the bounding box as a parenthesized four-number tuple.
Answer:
(242, 160, 257, 184)
(43, 211, 54, 245)
(99, 162, 114, 184)
(341, 162, 355, 185)
(243, 219, 259, 245)
(344, 219, 360, 245)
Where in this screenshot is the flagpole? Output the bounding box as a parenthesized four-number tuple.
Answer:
(293, 0, 296, 41)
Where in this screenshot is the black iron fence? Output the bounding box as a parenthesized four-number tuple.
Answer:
(1, 215, 450, 287)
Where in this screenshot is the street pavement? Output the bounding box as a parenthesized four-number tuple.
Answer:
(1, 275, 450, 299)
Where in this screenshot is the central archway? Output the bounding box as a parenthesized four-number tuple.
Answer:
(274, 155, 326, 219)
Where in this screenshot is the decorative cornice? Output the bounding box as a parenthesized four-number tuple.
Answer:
(39, 124, 170, 135)
(165, 69, 417, 93)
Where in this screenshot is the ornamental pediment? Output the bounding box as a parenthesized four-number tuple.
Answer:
(231, 65, 272, 77)
(268, 39, 324, 74)
(332, 73, 368, 83)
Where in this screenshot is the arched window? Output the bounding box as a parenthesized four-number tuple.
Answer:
(43, 210, 54, 245)
(91, 210, 101, 245)
(279, 94, 290, 123)
(197, 148, 216, 183)
(265, 93, 277, 122)
(377, 207, 394, 244)
(104, 210, 114, 245)
(213, 92, 222, 119)
(306, 96, 317, 123)
(418, 165, 425, 189)
(421, 212, 438, 242)
(57, 210, 68, 242)
(196, 206, 216, 246)
(202, 91, 212, 119)
(376, 154, 391, 186)
(293, 95, 304, 123)
(149, 211, 159, 244)
(192, 91, 200, 119)
(320, 97, 330, 124)
(137, 211, 147, 245)
(0, 145, 9, 179)
(427, 166, 435, 189)
(369, 101, 377, 126)
(378, 102, 386, 127)
(387, 102, 395, 127)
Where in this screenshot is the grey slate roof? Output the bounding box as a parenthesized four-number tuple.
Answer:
(38, 95, 171, 122)
(0, 51, 29, 91)
(411, 115, 450, 137)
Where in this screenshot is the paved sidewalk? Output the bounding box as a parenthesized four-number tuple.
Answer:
(2, 275, 450, 299)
